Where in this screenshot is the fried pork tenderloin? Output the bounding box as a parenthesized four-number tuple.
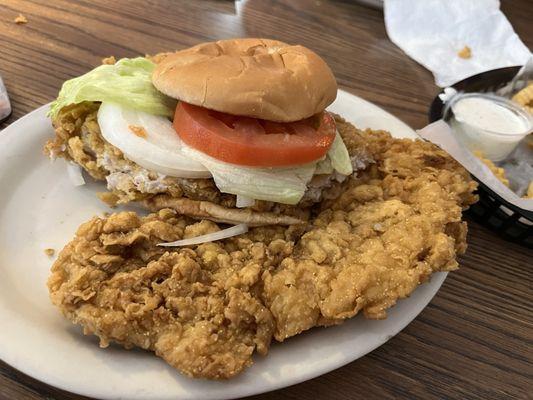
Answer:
(44, 102, 373, 225)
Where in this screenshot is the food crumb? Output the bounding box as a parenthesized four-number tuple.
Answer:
(146, 52, 170, 64)
(458, 46, 472, 59)
(44, 248, 55, 257)
(512, 82, 533, 114)
(473, 150, 509, 187)
(101, 56, 116, 65)
(97, 192, 120, 207)
(129, 125, 148, 138)
(14, 14, 28, 24)
(524, 182, 533, 199)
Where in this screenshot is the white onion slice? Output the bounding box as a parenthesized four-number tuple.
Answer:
(67, 162, 85, 186)
(97, 102, 211, 179)
(158, 224, 249, 247)
(236, 195, 255, 208)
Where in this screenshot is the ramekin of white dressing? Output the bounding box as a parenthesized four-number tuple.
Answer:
(447, 93, 532, 161)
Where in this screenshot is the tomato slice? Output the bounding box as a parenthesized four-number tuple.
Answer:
(173, 102, 336, 167)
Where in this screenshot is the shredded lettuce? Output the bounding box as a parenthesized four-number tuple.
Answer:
(48, 58, 175, 119)
(181, 131, 353, 205)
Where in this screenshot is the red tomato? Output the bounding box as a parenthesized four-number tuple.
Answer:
(173, 102, 336, 167)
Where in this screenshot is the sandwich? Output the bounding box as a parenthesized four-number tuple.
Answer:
(45, 38, 366, 226)
(45, 38, 478, 380)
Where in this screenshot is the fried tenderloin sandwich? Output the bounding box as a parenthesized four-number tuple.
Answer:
(45, 38, 367, 226)
(45, 38, 479, 380)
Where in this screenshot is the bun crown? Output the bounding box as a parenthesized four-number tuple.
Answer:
(152, 38, 337, 122)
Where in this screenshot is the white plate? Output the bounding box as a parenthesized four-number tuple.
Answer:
(0, 90, 445, 400)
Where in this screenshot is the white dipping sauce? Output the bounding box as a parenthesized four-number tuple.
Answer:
(450, 94, 531, 161)
(453, 97, 527, 134)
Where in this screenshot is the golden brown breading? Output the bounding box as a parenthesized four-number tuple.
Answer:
(473, 150, 510, 187)
(263, 122, 476, 340)
(143, 196, 307, 226)
(512, 81, 533, 114)
(48, 123, 477, 378)
(101, 56, 117, 65)
(457, 46, 472, 59)
(14, 14, 28, 24)
(48, 209, 282, 379)
(44, 103, 226, 204)
(525, 182, 533, 199)
(44, 102, 348, 225)
(43, 53, 358, 225)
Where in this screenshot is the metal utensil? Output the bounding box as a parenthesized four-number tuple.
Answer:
(0, 75, 12, 124)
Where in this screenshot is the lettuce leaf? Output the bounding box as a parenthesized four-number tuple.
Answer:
(315, 157, 334, 175)
(315, 132, 353, 176)
(48, 58, 175, 119)
(327, 132, 353, 175)
(181, 144, 317, 205)
(181, 131, 353, 205)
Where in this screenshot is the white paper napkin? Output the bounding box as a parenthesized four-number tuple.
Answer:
(384, 0, 532, 87)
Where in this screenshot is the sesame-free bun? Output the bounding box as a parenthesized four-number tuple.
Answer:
(152, 38, 337, 122)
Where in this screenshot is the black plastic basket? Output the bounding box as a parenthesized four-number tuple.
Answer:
(429, 66, 532, 248)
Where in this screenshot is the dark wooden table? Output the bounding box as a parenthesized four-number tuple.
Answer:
(0, 1, 531, 399)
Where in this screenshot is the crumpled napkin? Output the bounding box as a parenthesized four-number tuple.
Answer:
(384, 0, 532, 87)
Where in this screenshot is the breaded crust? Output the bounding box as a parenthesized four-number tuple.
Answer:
(48, 124, 478, 378)
(44, 103, 368, 225)
(144, 196, 307, 226)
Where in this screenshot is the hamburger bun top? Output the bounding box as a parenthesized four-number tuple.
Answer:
(152, 38, 337, 122)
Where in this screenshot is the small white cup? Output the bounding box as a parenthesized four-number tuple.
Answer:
(447, 93, 532, 161)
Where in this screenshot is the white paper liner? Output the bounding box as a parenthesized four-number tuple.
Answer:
(417, 120, 533, 212)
